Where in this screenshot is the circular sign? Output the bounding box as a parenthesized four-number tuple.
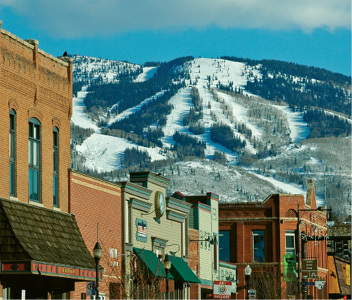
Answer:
(154, 191, 165, 218)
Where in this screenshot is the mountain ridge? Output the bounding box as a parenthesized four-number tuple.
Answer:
(69, 54, 351, 221)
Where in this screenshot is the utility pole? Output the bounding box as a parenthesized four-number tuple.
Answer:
(297, 204, 301, 299)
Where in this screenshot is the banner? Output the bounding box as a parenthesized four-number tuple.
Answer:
(214, 281, 232, 299)
(283, 254, 297, 282)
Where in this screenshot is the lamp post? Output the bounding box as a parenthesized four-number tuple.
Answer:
(297, 205, 332, 299)
(163, 254, 172, 300)
(93, 242, 102, 300)
(245, 264, 252, 299)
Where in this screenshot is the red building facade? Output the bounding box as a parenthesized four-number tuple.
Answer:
(219, 180, 329, 299)
(69, 170, 123, 299)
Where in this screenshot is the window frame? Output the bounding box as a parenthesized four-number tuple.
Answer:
(53, 127, 59, 207)
(29, 118, 41, 203)
(219, 230, 231, 262)
(9, 110, 16, 197)
(285, 230, 296, 254)
(252, 230, 265, 262)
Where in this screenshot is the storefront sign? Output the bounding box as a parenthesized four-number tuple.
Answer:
(302, 259, 318, 279)
(1, 262, 30, 273)
(1, 260, 99, 280)
(213, 281, 232, 299)
(136, 218, 147, 242)
(59, 266, 79, 276)
(32, 261, 99, 280)
(219, 261, 237, 293)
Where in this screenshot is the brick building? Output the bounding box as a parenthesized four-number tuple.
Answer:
(219, 180, 329, 299)
(0, 22, 96, 299)
(69, 170, 123, 299)
(70, 171, 201, 299)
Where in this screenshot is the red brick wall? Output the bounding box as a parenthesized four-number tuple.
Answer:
(69, 170, 123, 299)
(219, 193, 328, 299)
(0, 22, 72, 211)
(189, 228, 200, 299)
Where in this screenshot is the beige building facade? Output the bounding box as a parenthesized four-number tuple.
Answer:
(121, 172, 200, 299)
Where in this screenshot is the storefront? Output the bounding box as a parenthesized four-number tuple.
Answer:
(0, 198, 98, 299)
(121, 171, 200, 299)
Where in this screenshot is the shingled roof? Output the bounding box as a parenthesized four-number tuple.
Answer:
(0, 197, 95, 269)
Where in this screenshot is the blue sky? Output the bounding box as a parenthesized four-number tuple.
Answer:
(0, 0, 351, 76)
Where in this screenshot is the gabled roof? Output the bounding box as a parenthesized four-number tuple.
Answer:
(0, 197, 95, 269)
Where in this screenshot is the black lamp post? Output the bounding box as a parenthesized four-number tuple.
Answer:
(93, 242, 102, 300)
(297, 205, 332, 299)
(245, 264, 252, 299)
(163, 254, 172, 300)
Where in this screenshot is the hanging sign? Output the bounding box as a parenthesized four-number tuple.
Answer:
(302, 259, 318, 279)
(213, 281, 232, 299)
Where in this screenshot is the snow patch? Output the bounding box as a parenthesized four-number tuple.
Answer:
(76, 133, 167, 172)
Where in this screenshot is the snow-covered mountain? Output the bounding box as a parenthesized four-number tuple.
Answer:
(70, 55, 351, 220)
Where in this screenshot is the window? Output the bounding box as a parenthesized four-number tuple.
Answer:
(9, 110, 16, 197)
(29, 118, 41, 202)
(285, 231, 296, 254)
(253, 230, 265, 262)
(219, 231, 230, 262)
(53, 127, 59, 207)
(153, 245, 164, 259)
(152, 237, 167, 260)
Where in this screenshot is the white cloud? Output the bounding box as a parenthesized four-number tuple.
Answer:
(1, 0, 350, 38)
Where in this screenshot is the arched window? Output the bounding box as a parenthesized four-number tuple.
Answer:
(9, 110, 16, 197)
(29, 118, 41, 202)
(53, 127, 59, 207)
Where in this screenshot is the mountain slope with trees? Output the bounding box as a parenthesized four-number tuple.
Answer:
(70, 55, 351, 221)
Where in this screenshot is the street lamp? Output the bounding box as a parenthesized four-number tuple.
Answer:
(93, 242, 103, 300)
(245, 264, 252, 299)
(163, 254, 172, 300)
(297, 205, 332, 299)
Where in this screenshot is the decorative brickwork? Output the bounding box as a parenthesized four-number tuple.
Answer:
(0, 21, 96, 299)
(0, 22, 72, 211)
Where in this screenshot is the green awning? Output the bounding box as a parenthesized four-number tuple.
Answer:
(133, 248, 174, 279)
(169, 256, 200, 283)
